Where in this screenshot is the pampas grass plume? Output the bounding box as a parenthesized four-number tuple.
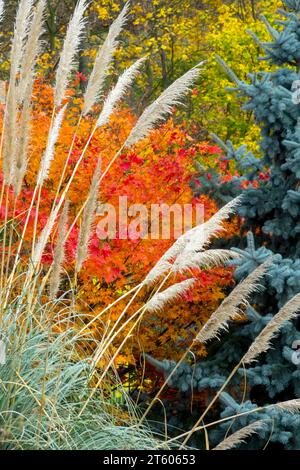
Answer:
(50, 200, 70, 298)
(37, 105, 66, 186)
(146, 278, 195, 313)
(196, 260, 270, 343)
(124, 63, 203, 148)
(96, 58, 144, 128)
(76, 158, 102, 272)
(54, 0, 88, 108)
(83, 1, 129, 115)
(213, 420, 267, 450)
(242, 291, 300, 364)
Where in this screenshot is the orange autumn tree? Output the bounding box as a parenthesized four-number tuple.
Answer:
(0, 80, 238, 365)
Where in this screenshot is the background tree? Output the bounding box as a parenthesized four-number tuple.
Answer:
(0, 0, 282, 147)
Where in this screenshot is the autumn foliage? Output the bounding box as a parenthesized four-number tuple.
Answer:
(0, 81, 238, 366)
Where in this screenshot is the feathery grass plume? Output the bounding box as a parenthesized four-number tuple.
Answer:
(9, 0, 34, 80)
(50, 200, 70, 298)
(271, 399, 300, 414)
(124, 63, 203, 148)
(242, 291, 300, 364)
(207, 195, 242, 225)
(141, 229, 196, 286)
(3, 87, 18, 184)
(37, 105, 66, 186)
(145, 278, 195, 313)
(183, 195, 242, 256)
(172, 249, 240, 274)
(76, 158, 102, 272)
(142, 197, 241, 286)
(165, 196, 241, 263)
(196, 261, 270, 343)
(17, 0, 46, 104)
(54, 0, 88, 108)
(3, 0, 34, 184)
(83, 1, 129, 115)
(14, 78, 33, 195)
(32, 208, 58, 268)
(96, 58, 144, 128)
(213, 420, 267, 450)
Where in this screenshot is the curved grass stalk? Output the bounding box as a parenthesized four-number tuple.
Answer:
(79, 271, 173, 417)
